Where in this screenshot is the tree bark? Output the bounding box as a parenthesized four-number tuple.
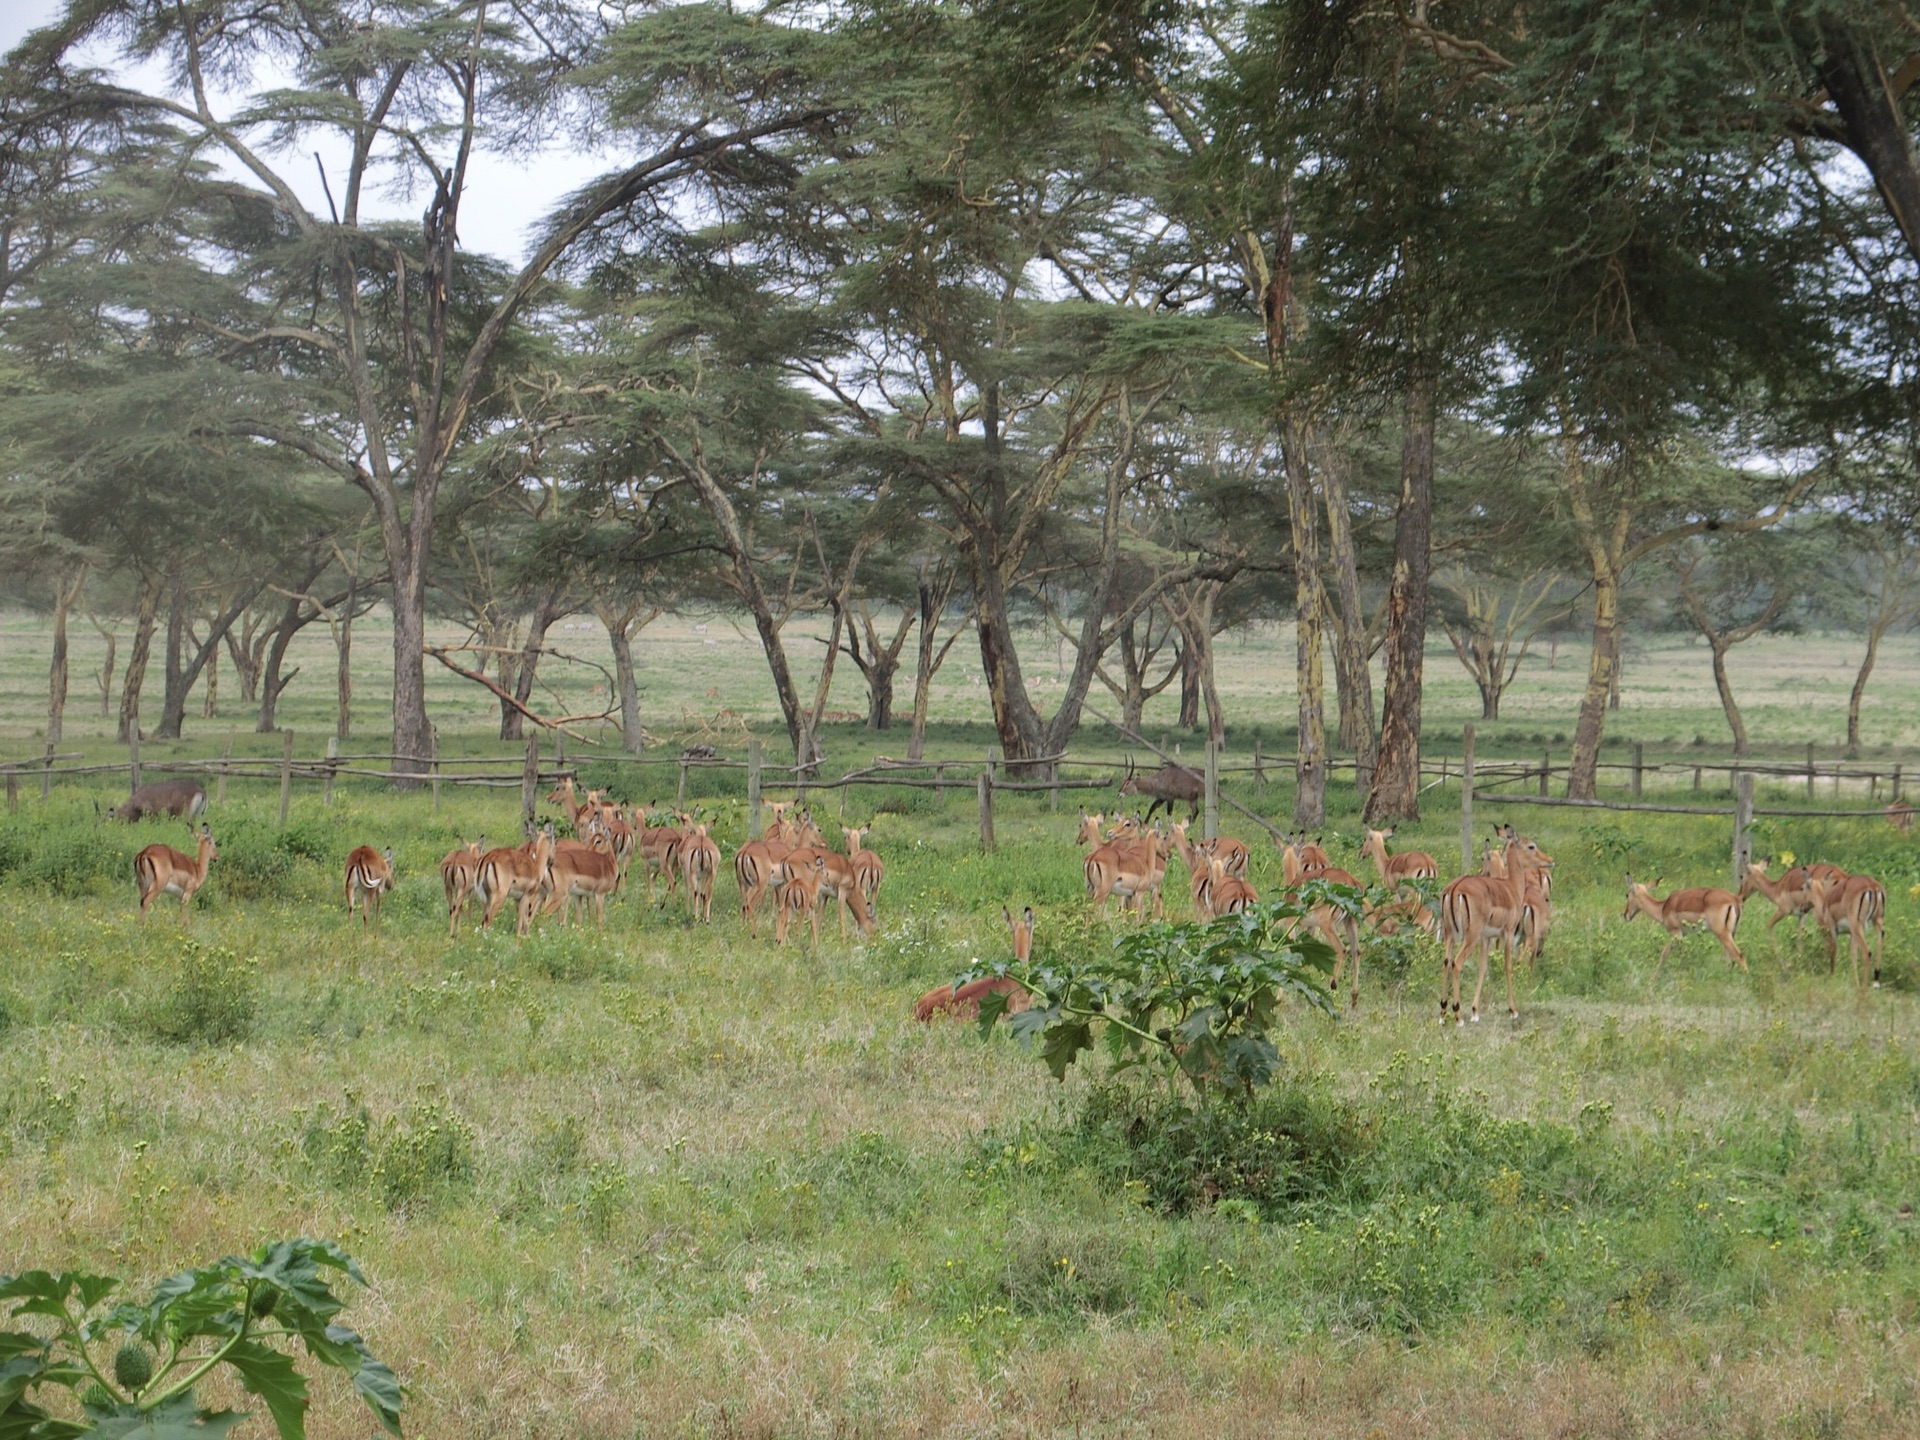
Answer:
(201, 639, 218, 719)
(156, 563, 189, 740)
(609, 627, 643, 752)
(155, 576, 272, 742)
(335, 595, 354, 741)
(1819, 20, 1920, 271)
(1176, 638, 1201, 730)
(501, 586, 565, 741)
(1281, 430, 1328, 828)
(1708, 640, 1751, 756)
(1848, 622, 1888, 757)
(907, 573, 960, 762)
(1320, 445, 1377, 765)
(118, 576, 160, 744)
(257, 595, 309, 733)
(1365, 378, 1436, 823)
(46, 567, 86, 747)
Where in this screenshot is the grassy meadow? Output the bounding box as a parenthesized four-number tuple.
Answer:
(2, 611, 1920, 1437)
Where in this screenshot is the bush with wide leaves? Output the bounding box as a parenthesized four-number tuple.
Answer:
(0, 1238, 402, 1439)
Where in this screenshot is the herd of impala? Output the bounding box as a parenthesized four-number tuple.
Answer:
(123, 774, 1892, 1025)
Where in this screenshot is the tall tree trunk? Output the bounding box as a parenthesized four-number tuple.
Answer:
(1365, 379, 1436, 823)
(501, 587, 565, 741)
(46, 566, 85, 746)
(390, 548, 435, 776)
(156, 577, 272, 741)
(970, 546, 1049, 762)
(201, 640, 218, 719)
(1320, 447, 1377, 765)
(1281, 432, 1328, 828)
(1847, 623, 1887, 758)
(1176, 639, 1200, 730)
(609, 626, 643, 753)
(257, 596, 307, 733)
(1709, 640, 1751, 756)
(226, 615, 265, 702)
(87, 612, 115, 717)
(336, 600, 354, 742)
(906, 576, 959, 763)
(865, 654, 897, 730)
(1568, 568, 1622, 799)
(118, 577, 160, 744)
(156, 563, 189, 740)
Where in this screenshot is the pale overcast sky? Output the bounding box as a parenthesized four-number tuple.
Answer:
(1, 0, 603, 264)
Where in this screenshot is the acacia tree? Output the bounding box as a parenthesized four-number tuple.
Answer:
(12, 0, 840, 777)
(1668, 534, 1797, 757)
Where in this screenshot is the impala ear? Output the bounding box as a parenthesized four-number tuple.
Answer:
(1001, 905, 1012, 925)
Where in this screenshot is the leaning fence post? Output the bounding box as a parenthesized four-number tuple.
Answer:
(1204, 740, 1220, 842)
(323, 735, 340, 806)
(128, 725, 142, 794)
(978, 768, 996, 853)
(1631, 742, 1644, 799)
(521, 733, 539, 831)
(277, 728, 294, 827)
(1539, 747, 1551, 797)
(1733, 770, 1754, 884)
(1254, 739, 1267, 786)
(747, 737, 763, 839)
(216, 727, 234, 805)
(1460, 723, 1476, 872)
(40, 742, 54, 802)
(1806, 741, 1817, 798)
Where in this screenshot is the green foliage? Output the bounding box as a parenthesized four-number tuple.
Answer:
(298, 1094, 476, 1214)
(17, 826, 125, 898)
(142, 942, 259, 1047)
(973, 897, 1336, 1095)
(0, 1239, 402, 1440)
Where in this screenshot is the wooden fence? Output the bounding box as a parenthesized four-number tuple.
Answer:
(5, 723, 1910, 870)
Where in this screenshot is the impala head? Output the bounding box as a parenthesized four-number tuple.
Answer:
(1621, 874, 1661, 920)
(545, 778, 576, 806)
(1002, 905, 1034, 961)
(843, 824, 866, 853)
(382, 846, 394, 870)
(1076, 811, 1104, 846)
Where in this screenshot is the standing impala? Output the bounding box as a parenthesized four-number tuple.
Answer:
(344, 845, 395, 932)
(842, 825, 886, 919)
(1736, 859, 1817, 941)
(1622, 876, 1746, 979)
(134, 824, 218, 924)
(439, 838, 485, 937)
(1438, 828, 1549, 1023)
(1806, 872, 1887, 988)
(680, 820, 722, 923)
(479, 826, 556, 936)
(1362, 826, 1440, 938)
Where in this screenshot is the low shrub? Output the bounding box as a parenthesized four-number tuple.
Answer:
(142, 940, 258, 1045)
(299, 1092, 477, 1213)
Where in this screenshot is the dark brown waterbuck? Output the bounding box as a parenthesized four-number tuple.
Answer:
(1116, 759, 1204, 822)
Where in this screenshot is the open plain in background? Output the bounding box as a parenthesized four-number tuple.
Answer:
(0, 613, 1918, 1437)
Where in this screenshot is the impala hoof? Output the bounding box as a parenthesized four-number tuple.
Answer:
(1470, 1012, 1480, 1023)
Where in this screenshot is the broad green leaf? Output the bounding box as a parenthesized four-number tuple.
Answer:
(1037, 1018, 1092, 1082)
(91, 1393, 247, 1440)
(320, 1328, 402, 1437)
(225, 1341, 309, 1440)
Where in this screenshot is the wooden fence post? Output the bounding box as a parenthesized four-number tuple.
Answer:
(1693, 765, 1702, 792)
(1895, 763, 1904, 802)
(797, 720, 813, 801)
(978, 769, 996, 853)
(1733, 770, 1754, 884)
(521, 733, 540, 831)
(1204, 740, 1220, 842)
(1254, 740, 1266, 787)
(747, 737, 763, 839)
(1631, 742, 1644, 799)
(1806, 741, 1817, 798)
(277, 729, 294, 827)
(1049, 760, 1060, 813)
(935, 763, 946, 799)
(1539, 747, 1550, 797)
(128, 726, 141, 794)
(1460, 723, 1476, 872)
(323, 736, 340, 806)
(677, 759, 689, 807)
(216, 727, 234, 805)
(6, 769, 16, 813)
(40, 742, 54, 802)
(431, 757, 442, 815)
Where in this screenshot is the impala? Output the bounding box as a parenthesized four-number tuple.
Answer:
(1361, 826, 1441, 938)
(479, 825, 555, 936)
(343, 845, 395, 932)
(1493, 824, 1554, 966)
(134, 824, 218, 924)
(842, 825, 886, 918)
(915, 907, 1036, 1021)
(1075, 811, 1106, 847)
(1095, 827, 1166, 919)
(1806, 872, 1887, 987)
(1438, 829, 1550, 1023)
(733, 829, 796, 937)
(545, 777, 597, 836)
(1736, 859, 1818, 940)
(812, 850, 877, 937)
(1206, 855, 1257, 916)
(1196, 834, 1250, 878)
(543, 831, 618, 929)
(439, 838, 485, 937)
(1622, 876, 1746, 979)
(681, 821, 722, 923)
(635, 806, 687, 902)
(772, 857, 826, 947)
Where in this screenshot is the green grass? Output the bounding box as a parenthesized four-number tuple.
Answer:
(1, 615, 1920, 1436)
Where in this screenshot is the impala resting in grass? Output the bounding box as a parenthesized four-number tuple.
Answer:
(915, 907, 1035, 1022)
(343, 845, 395, 932)
(1622, 876, 1746, 980)
(135, 824, 218, 924)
